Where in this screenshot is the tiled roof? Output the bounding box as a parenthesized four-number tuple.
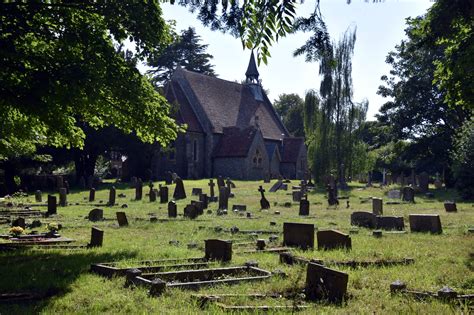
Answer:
(170, 68, 288, 140)
(165, 81, 203, 133)
(281, 137, 305, 163)
(213, 127, 259, 158)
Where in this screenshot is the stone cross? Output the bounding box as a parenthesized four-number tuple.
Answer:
(89, 188, 96, 202)
(258, 186, 270, 209)
(208, 179, 216, 198)
(108, 186, 116, 206)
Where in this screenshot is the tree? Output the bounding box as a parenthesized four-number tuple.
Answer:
(148, 27, 216, 86)
(451, 118, 474, 199)
(273, 94, 305, 137)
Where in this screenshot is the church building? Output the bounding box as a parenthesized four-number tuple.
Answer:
(151, 53, 308, 180)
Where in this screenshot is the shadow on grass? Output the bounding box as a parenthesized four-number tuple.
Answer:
(0, 249, 138, 313)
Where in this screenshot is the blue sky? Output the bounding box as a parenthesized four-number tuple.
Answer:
(158, 0, 434, 119)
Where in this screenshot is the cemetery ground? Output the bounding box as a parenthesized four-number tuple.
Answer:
(0, 180, 472, 314)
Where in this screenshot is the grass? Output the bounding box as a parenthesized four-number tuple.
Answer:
(0, 179, 473, 314)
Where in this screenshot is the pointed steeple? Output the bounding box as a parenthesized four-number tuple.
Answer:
(245, 50, 259, 84)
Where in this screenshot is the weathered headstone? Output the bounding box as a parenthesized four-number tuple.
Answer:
(116, 212, 129, 227)
(327, 185, 338, 206)
(12, 217, 26, 229)
(108, 186, 116, 206)
(205, 239, 232, 262)
(402, 186, 415, 203)
(88, 208, 103, 222)
(88, 227, 104, 247)
(135, 179, 143, 200)
(258, 186, 270, 209)
(217, 176, 225, 188)
(168, 201, 177, 218)
(232, 204, 247, 212)
(149, 189, 157, 202)
(173, 177, 186, 200)
(184, 204, 199, 219)
(89, 188, 96, 202)
(409, 214, 442, 233)
(191, 200, 204, 215)
(159, 185, 169, 203)
(444, 202, 457, 212)
(350, 211, 377, 228)
(218, 187, 229, 210)
(164, 171, 173, 185)
(208, 179, 216, 201)
(387, 189, 401, 199)
(59, 188, 67, 207)
(299, 195, 310, 216)
(372, 198, 383, 215)
(292, 190, 302, 202)
(35, 190, 42, 203)
(283, 222, 314, 250)
(47, 195, 57, 215)
(418, 172, 429, 193)
(317, 230, 352, 250)
(269, 180, 283, 193)
(191, 188, 202, 196)
(199, 193, 208, 209)
(376, 216, 404, 231)
(305, 262, 349, 303)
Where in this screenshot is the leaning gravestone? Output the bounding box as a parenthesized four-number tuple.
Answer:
(173, 177, 186, 200)
(409, 214, 442, 234)
(372, 198, 383, 215)
(283, 222, 314, 250)
(89, 188, 96, 202)
(317, 230, 352, 250)
(184, 204, 199, 219)
(299, 195, 310, 216)
(351, 211, 376, 228)
(218, 187, 229, 210)
(402, 187, 415, 203)
(135, 179, 143, 200)
(168, 201, 177, 218)
(116, 212, 129, 227)
(376, 216, 404, 231)
(59, 188, 67, 207)
(108, 186, 116, 206)
(89, 227, 104, 247)
(444, 202, 457, 212)
(269, 180, 283, 193)
(387, 189, 401, 199)
(35, 190, 42, 203)
(159, 185, 169, 203)
(47, 195, 57, 216)
(305, 262, 349, 303)
(258, 186, 270, 209)
(88, 208, 104, 222)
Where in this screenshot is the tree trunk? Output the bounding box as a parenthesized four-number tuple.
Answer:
(2, 160, 18, 194)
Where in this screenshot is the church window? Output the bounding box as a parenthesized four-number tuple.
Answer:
(193, 139, 198, 162)
(253, 149, 263, 168)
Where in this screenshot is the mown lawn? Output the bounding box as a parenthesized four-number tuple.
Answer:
(0, 180, 473, 314)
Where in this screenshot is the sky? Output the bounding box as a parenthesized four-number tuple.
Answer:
(157, 0, 434, 120)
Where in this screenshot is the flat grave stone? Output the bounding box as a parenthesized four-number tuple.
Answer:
(388, 189, 401, 199)
(116, 212, 129, 227)
(409, 214, 442, 234)
(317, 230, 352, 250)
(88, 208, 103, 222)
(376, 216, 404, 231)
(305, 262, 348, 303)
(350, 211, 376, 228)
(283, 222, 314, 250)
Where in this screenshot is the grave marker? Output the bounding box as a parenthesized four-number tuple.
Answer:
(283, 222, 314, 250)
(116, 212, 129, 227)
(184, 204, 199, 219)
(205, 239, 232, 262)
(199, 193, 208, 209)
(191, 188, 202, 196)
(59, 188, 67, 207)
(159, 185, 169, 204)
(292, 191, 302, 202)
(173, 177, 186, 200)
(168, 201, 177, 218)
(305, 262, 349, 303)
(372, 198, 383, 215)
(149, 189, 157, 202)
(444, 202, 457, 212)
(218, 187, 229, 210)
(89, 188, 96, 202)
(191, 200, 204, 215)
(376, 216, 404, 231)
(108, 186, 116, 206)
(258, 186, 270, 209)
(317, 230, 352, 250)
(88, 208, 103, 222)
(47, 195, 57, 215)
(409, 214, 442, 234)
(89, 227, 104, 247)
(165, 171, 173, 185)
(269, 180, 283, 192)
(12, 217, 26, 229)
(402, 187, 415, 203)
(299, 195, 309, 216)
(350, 211, 376, 228)
(135, 179, 143, 200)
(387, 190, 401, 199)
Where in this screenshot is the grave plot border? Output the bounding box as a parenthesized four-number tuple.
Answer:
(129, 265, 272, 296)
(390, 281, 474, 303)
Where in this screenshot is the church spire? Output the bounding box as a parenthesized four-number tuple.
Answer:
(245, 50, 259, 84)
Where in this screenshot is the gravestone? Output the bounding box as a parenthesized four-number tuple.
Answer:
(299, 195, 310, 216)
(79, 176, 86, 190)
(208, 179, 217, 202)
(135, 179, 143, 200)
(226, 178, 234, 197)
(165, 171, 173, 185)
(263, 173, 271, 183)
(283, 222, 314, 250)
(108, 186, 116, 206)
(305, 262, 349, 303)
(444, 202, 457, 212)
(116, 212, 129, 227)
(168, 201, 177, 218)
(173, 177, 186, 200)
(64, 180, 70, 194)
(149, 189, 157, 202)
(418, 172, 429, 192)
(199, 193, 208, 209)
(184, 204, 199, 219)
(376, 216, 404, 231)
(35, 190, 42, 203)
(434, 179, 443, 189)
(409, 214, 442, 234)
(232, 204, 247, 212)
(191, 200, 204, 215)
(292, 190, 302, 202)
(59, 188, 67, 207)
(317, 230, 352, 250)
(205, 239, 232, 262)
(191, 188, 202, 196)
(402, 187, 415, 203)
(159, 185, 169, 203)
(89, 227, 104, 247)
(327, 185, 338, 206)
(217, 176, 225, 188)
(269, 180, 283, 192)
(218, 187, 229, 210)
(258, 186, 270, 209)
(387, 189, 401, 199)
(372, 198, 383, 215)
(88, 208, 103, 222)
(350, 211, 376, 228)
(89, 188, 96, 202)
(12, 217, 26, 229)
(47, 195, 57, 215)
